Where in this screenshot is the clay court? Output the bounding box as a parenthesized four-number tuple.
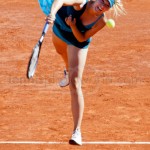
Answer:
(0, 0, 150, 149)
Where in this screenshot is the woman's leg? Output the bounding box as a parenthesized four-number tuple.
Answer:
(52, 31, 88, 130)
(67, 45, 88, 131)
(52, 32, 68, 70)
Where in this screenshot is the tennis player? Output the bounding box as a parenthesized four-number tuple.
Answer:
(38, 0, 125, 145)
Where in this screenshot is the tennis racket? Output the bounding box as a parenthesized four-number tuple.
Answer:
(27, 21, 49, 79)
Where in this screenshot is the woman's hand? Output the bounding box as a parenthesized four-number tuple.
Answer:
(65, 15, 76, 27)
(45, 14, 56, 24)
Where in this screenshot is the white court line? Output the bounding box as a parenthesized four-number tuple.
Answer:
(0, 141, 150, 145)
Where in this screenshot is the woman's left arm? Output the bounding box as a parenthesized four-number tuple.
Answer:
(66, 15, 106, 42)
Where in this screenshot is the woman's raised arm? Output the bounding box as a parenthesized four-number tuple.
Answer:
(48, 0, 86, 23)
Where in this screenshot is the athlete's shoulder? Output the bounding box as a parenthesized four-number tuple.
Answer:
(91, 14, 106, 28)
(73, 0, 87, 10)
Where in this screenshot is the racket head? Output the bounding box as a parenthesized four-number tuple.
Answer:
(27, 42, 42, 79)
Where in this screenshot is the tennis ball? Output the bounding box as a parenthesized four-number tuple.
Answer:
(106, 19, 115, 28)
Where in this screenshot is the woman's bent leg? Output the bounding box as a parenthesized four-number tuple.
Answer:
(52, 32, 68, 70)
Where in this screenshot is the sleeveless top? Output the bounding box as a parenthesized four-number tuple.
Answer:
(38, 0, 104, 48)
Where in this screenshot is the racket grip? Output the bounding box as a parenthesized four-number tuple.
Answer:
(39, 21, 50, 43)
(43, 21, 49, 34)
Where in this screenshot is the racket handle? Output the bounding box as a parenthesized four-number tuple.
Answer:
(43, 21, 49, 34)
(39, 21, 49, 43)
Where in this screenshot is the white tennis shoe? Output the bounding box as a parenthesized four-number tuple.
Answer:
(59, 70, 69, 87)
(69, 128, 82, 146)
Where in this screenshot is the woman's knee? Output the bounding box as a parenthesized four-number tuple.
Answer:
(69, 75, 82, 90)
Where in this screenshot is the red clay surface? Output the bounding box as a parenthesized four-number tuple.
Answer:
(0, 0, 150, 149)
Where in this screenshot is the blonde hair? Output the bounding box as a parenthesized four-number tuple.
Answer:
(112, 0, 126, 16)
